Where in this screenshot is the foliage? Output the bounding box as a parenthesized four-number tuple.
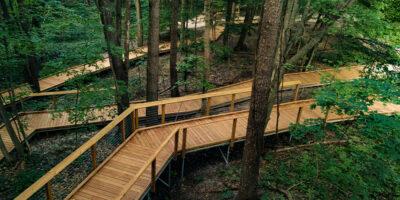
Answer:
(260, 114, 400, 199)
(312, 65, 400, 117)
(177, 54, 214, 91)
(289, 119, 326, 143)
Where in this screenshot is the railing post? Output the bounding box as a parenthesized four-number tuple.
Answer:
(230, 94, 235, 112)
(151, 159, 157, 193)
(296, 107, 303, 124)
(134, 109, 139, 129)
(91, 144, 97, 170)
(46, 182, 53, 200)
(130, 111, 135, 131)
(205, 97, 211, 116)
(182, 128, 187, 158)
(161, 104, 166, 124)
(230, 118, 237, 149)
(293, 84, 300, 101)
(181, 128, 188, 180)
(121, 119, 126, 141)
(174, 129, 180, 159)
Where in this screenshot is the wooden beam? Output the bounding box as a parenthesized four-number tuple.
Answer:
(46, 182, 53, 200)
(293, 84, 300, 101)
(205, 97, 211, 116)
(174, 129, 180, 158)
(182, 128, 188, 159)
(130, 112, 135, 131)
(296, 107, 303, 124)
(161, 104, 166, 124)
(151, 159, 157, 193)
(230, 94, 235, 112)
(230, 118, 237, 148)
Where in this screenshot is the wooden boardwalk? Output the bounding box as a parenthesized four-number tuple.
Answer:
(67, 99, 400, 200)
(0, 66, 362, 161)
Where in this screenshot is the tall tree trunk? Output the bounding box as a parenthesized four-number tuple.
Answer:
(236, 0, 283, 199)
(25, 55, 41, 92)
(222, 0, 234, 46)
(146, 0, 160, 118)
(96, 0, 130, 114)
(134, 0, 144, 47)
(235, 5, 254, 51)
(170, 0, 180, 97)
(203, 0, 211, 91)
(0, 97, 25, 160)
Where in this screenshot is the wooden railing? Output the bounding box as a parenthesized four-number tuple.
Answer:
(15, 80, 301, 200)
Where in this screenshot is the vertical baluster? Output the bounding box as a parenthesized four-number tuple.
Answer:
(174, 129, 180, 159)
(121, 119, 126, 141)
(230, 94, 235, 112)
(151, 159, 157, 193)
(46, 182, 53, 200)
(205, 97, 211, 116)
(230, 118, 237, 149)
(161, 104, 166, 124)
(293, 84, 300, 101)
(130, 111, 136, 131)
(135, 109, 139, 129)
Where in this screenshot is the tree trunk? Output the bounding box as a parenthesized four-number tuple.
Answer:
(146, 0, 160, 118)
(0, 97, 25, 160)
(235, 5, 254, 51)
(96, 0, 130, 114)
(236, 0, 283, 199)
(134, 0, 144, 47)
(25, 55, 41, 92)
(170, 0, 180, 97)
(222, 0, 234, 46)
(203, 0, 211, 90)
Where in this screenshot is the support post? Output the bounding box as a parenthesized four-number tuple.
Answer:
(151, 159, 157, 193)
(230, 94, 235, 112)
(131, 112, 136, 131)
(161, 104, 166, 124)
(205, 97, 211, 116)
(230, 118, 237, 149)
(121, 119, 126, 141)
(174, 129, 180, 159)
(323, 107, 331, 129)
(46, 182, 53, 200)
(296, 107, 303, 124)
(135, 109, 139, 129)
(181, 128, 187, 180)
(293, 84, 300, 101)
(91, 144, 97, 170)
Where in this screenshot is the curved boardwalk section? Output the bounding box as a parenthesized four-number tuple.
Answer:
(68, 100, 400, 200)
(0, 66, 362, 160)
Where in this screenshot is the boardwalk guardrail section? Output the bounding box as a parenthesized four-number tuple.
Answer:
(15, 81, 301, 200)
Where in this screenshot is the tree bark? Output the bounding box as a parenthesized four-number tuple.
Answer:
(146, 0, 160, 118)
(223, 0, 234, 46)
(170, 0, 180, 97)
(96, 0, 130, 114)
(235, 5, 254, 51)
(236, 0, 283, 199)
(134, 0, 144, 47)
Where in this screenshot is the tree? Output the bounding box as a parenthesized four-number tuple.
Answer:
(236, 0, 284, 199)
(146, 0, 160, 118)
(134, 0, 144, 47)
(95, 0, 130, 115)
(235, 4, 255, 51)
(223, 0, 235, 46)
(170, 0, 180, 97)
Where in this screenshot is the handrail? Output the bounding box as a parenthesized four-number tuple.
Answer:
(16, 80, 301, 200)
